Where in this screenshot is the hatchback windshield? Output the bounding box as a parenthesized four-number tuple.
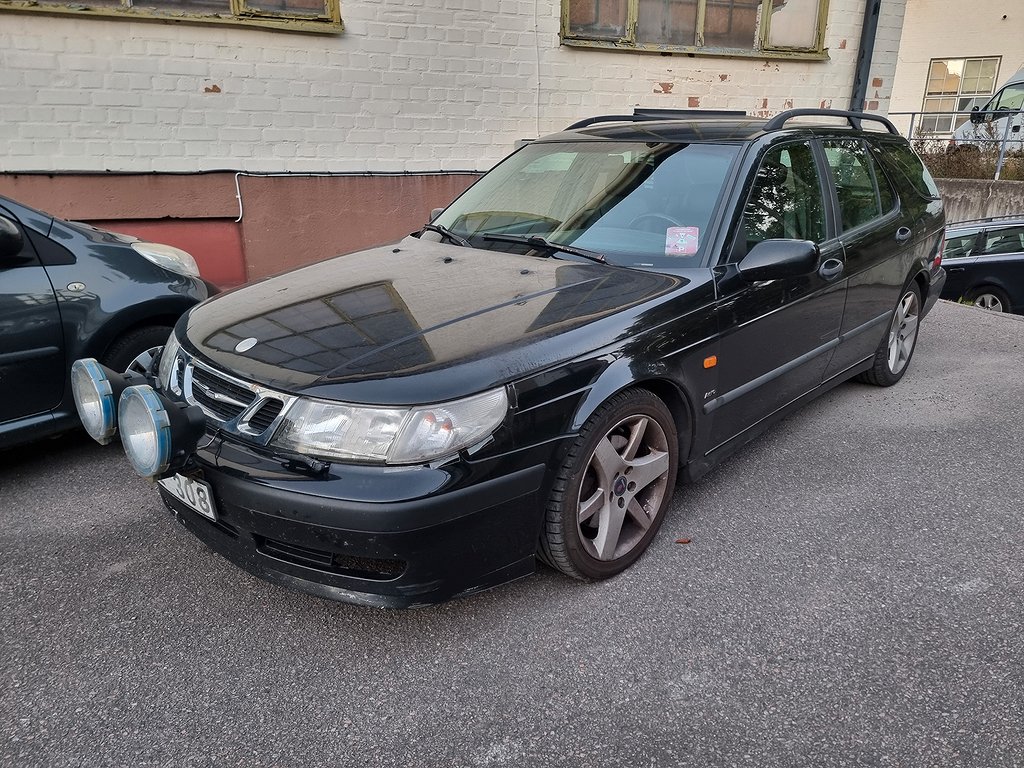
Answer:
(432, 141, 739, 269)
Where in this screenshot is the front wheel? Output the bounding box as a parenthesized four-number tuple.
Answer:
(538, 389, 679, 581)
(102, 325, 174, 375)
(857, 283, 922, 387)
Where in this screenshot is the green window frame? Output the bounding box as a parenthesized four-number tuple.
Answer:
(0, 0, 342, 33)
(561, 0, 829, 59)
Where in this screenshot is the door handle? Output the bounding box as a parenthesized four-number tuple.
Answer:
(895, 227, 912, 243)
(818, 258, 844, 281)
(947, 266, 965, 273)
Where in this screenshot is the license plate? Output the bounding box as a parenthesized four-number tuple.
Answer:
(159, 474, 217, 522)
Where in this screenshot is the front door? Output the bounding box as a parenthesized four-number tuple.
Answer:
(0, 207, 65, 425)
(708, 140, 847, 452)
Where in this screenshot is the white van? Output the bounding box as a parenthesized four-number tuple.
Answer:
(952, 67, 1024, 153)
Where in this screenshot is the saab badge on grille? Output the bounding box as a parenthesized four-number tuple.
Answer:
(234, 337, 258, 353)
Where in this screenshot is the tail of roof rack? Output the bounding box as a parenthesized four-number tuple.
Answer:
(565, 108, 748, 131)
(763, 108, 899, 135)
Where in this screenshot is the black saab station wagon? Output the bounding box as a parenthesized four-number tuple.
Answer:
(72, 109, 946, 607)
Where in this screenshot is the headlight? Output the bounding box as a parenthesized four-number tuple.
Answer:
(271, 387, 508, 465)
(119, 385, 173, 478)
(131, 242, 200, 278)
(157, 332, 181, 392)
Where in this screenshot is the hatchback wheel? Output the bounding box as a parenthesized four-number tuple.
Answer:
(967, 286, 1010, 313)
(103, 325, 174, 375)
(539, 389, 678, 580)
(858, 283, 921, 387)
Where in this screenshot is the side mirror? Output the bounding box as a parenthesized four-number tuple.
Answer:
(970, 107, 986, 125)
(0, 215, 25, 261)
(429, 207, 444, 222)
(738, 239, 819, 282)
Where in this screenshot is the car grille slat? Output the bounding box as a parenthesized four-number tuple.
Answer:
(246, 398, 284, 433)
(255, 536, 406, 581)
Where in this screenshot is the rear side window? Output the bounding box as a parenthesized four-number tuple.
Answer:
(876, 142, 942, 200)
(980, 225, 1024, 256)
(822, 140, 883, 231)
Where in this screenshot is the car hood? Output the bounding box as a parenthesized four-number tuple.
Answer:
(182, 236, 684, 404)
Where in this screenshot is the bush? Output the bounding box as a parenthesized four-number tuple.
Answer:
(912, 138, 1024, 181)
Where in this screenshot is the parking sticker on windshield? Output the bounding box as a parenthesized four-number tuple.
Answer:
(665, 226, 699, 256)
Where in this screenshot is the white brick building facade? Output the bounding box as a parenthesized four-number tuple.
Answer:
(1, 0, 906, 175)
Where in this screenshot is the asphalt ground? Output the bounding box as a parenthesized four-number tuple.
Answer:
(2, 300, 1022, 768)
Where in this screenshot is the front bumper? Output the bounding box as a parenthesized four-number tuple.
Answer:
(159, 436, 552, 608)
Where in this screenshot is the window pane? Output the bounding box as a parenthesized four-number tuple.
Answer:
(636, 0, 698, 45)
(822, 140, 881, 231)
(244, 0, 327, 14)
(132, 0, 230, 12)
(996, 85, 1024, 111)
(765, 0, 820, 49)
(567, 0, 628, 40)
(743, 142, 826, 248)
(943, 234, 977, 259)
(982, 226, 1024, 255)
(980, 58, 999, 85)
(702, 0, 759, 48)
(876, 142, 941, 200)
(870, 153, 895, 213)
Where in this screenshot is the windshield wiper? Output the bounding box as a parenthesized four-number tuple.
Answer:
(481, 233, 607, 264)
(420, 222, 471, 248)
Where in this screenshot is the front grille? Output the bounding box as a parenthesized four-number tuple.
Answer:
(256, 536, 406, 581)
(190, 365, 256, 422)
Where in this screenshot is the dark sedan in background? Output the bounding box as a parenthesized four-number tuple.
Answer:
(941, 215, 1024, 314)
(0, 195, 210, 450)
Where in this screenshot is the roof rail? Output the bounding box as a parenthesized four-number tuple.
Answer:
(565, 108, 748, 131)
(763, 108, 900, 135)
(947, 214, 1024, 227)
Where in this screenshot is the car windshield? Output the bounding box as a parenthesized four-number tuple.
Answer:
(431, 141, 739, 269)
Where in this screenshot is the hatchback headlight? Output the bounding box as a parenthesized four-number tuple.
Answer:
(157, 332, 181, 392)
(131, 242, 200, 278)
(271, 387, 509, 464)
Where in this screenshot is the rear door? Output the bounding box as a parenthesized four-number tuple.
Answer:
(0, 206, 65, 424)
(820, 138, 908, 379)
(707, 139, 847, 452)
(970, 223, 1024, 312)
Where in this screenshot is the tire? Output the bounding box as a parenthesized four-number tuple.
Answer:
(538, 388, 679, 581)
(857, 283, 922, 387)
(966, 286, 1011, 313)
(102, 325, 174, 375)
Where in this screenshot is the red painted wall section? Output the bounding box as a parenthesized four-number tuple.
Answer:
(88, 219, 247, 288)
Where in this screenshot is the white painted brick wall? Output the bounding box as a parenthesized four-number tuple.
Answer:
(888, 0, 1024, 135)
(0, 0, 902, 173)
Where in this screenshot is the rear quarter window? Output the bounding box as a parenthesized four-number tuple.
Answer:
(875, 142, 942, 200)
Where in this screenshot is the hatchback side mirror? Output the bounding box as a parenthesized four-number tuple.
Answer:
(0, 215, 25, 261)
(738, 239, 819, 282)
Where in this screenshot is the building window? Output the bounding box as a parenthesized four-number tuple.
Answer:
(919, 57, 1000, 135)
(562, 0, 828, 58)
(0, 0, 341, 32)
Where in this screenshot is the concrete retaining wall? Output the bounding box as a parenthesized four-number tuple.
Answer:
(937, 179, 1024, 224)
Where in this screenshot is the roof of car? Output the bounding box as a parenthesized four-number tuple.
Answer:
(947, 215, 1024, 232)
(539, 108, 904, 144)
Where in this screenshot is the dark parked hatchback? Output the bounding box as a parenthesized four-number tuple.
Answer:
(72, 109, 946, 607)
(940, 216, 1024, 314)
(0, 195, 210, 449)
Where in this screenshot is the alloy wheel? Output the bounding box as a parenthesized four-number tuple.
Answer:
(576, 414, 671, 561)
(125, 346, 161, 376)
(973, 293, 1005, 312)
(887, 290, 920, 376)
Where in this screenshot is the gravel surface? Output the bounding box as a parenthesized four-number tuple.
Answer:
(2, 300, 1022, 768)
